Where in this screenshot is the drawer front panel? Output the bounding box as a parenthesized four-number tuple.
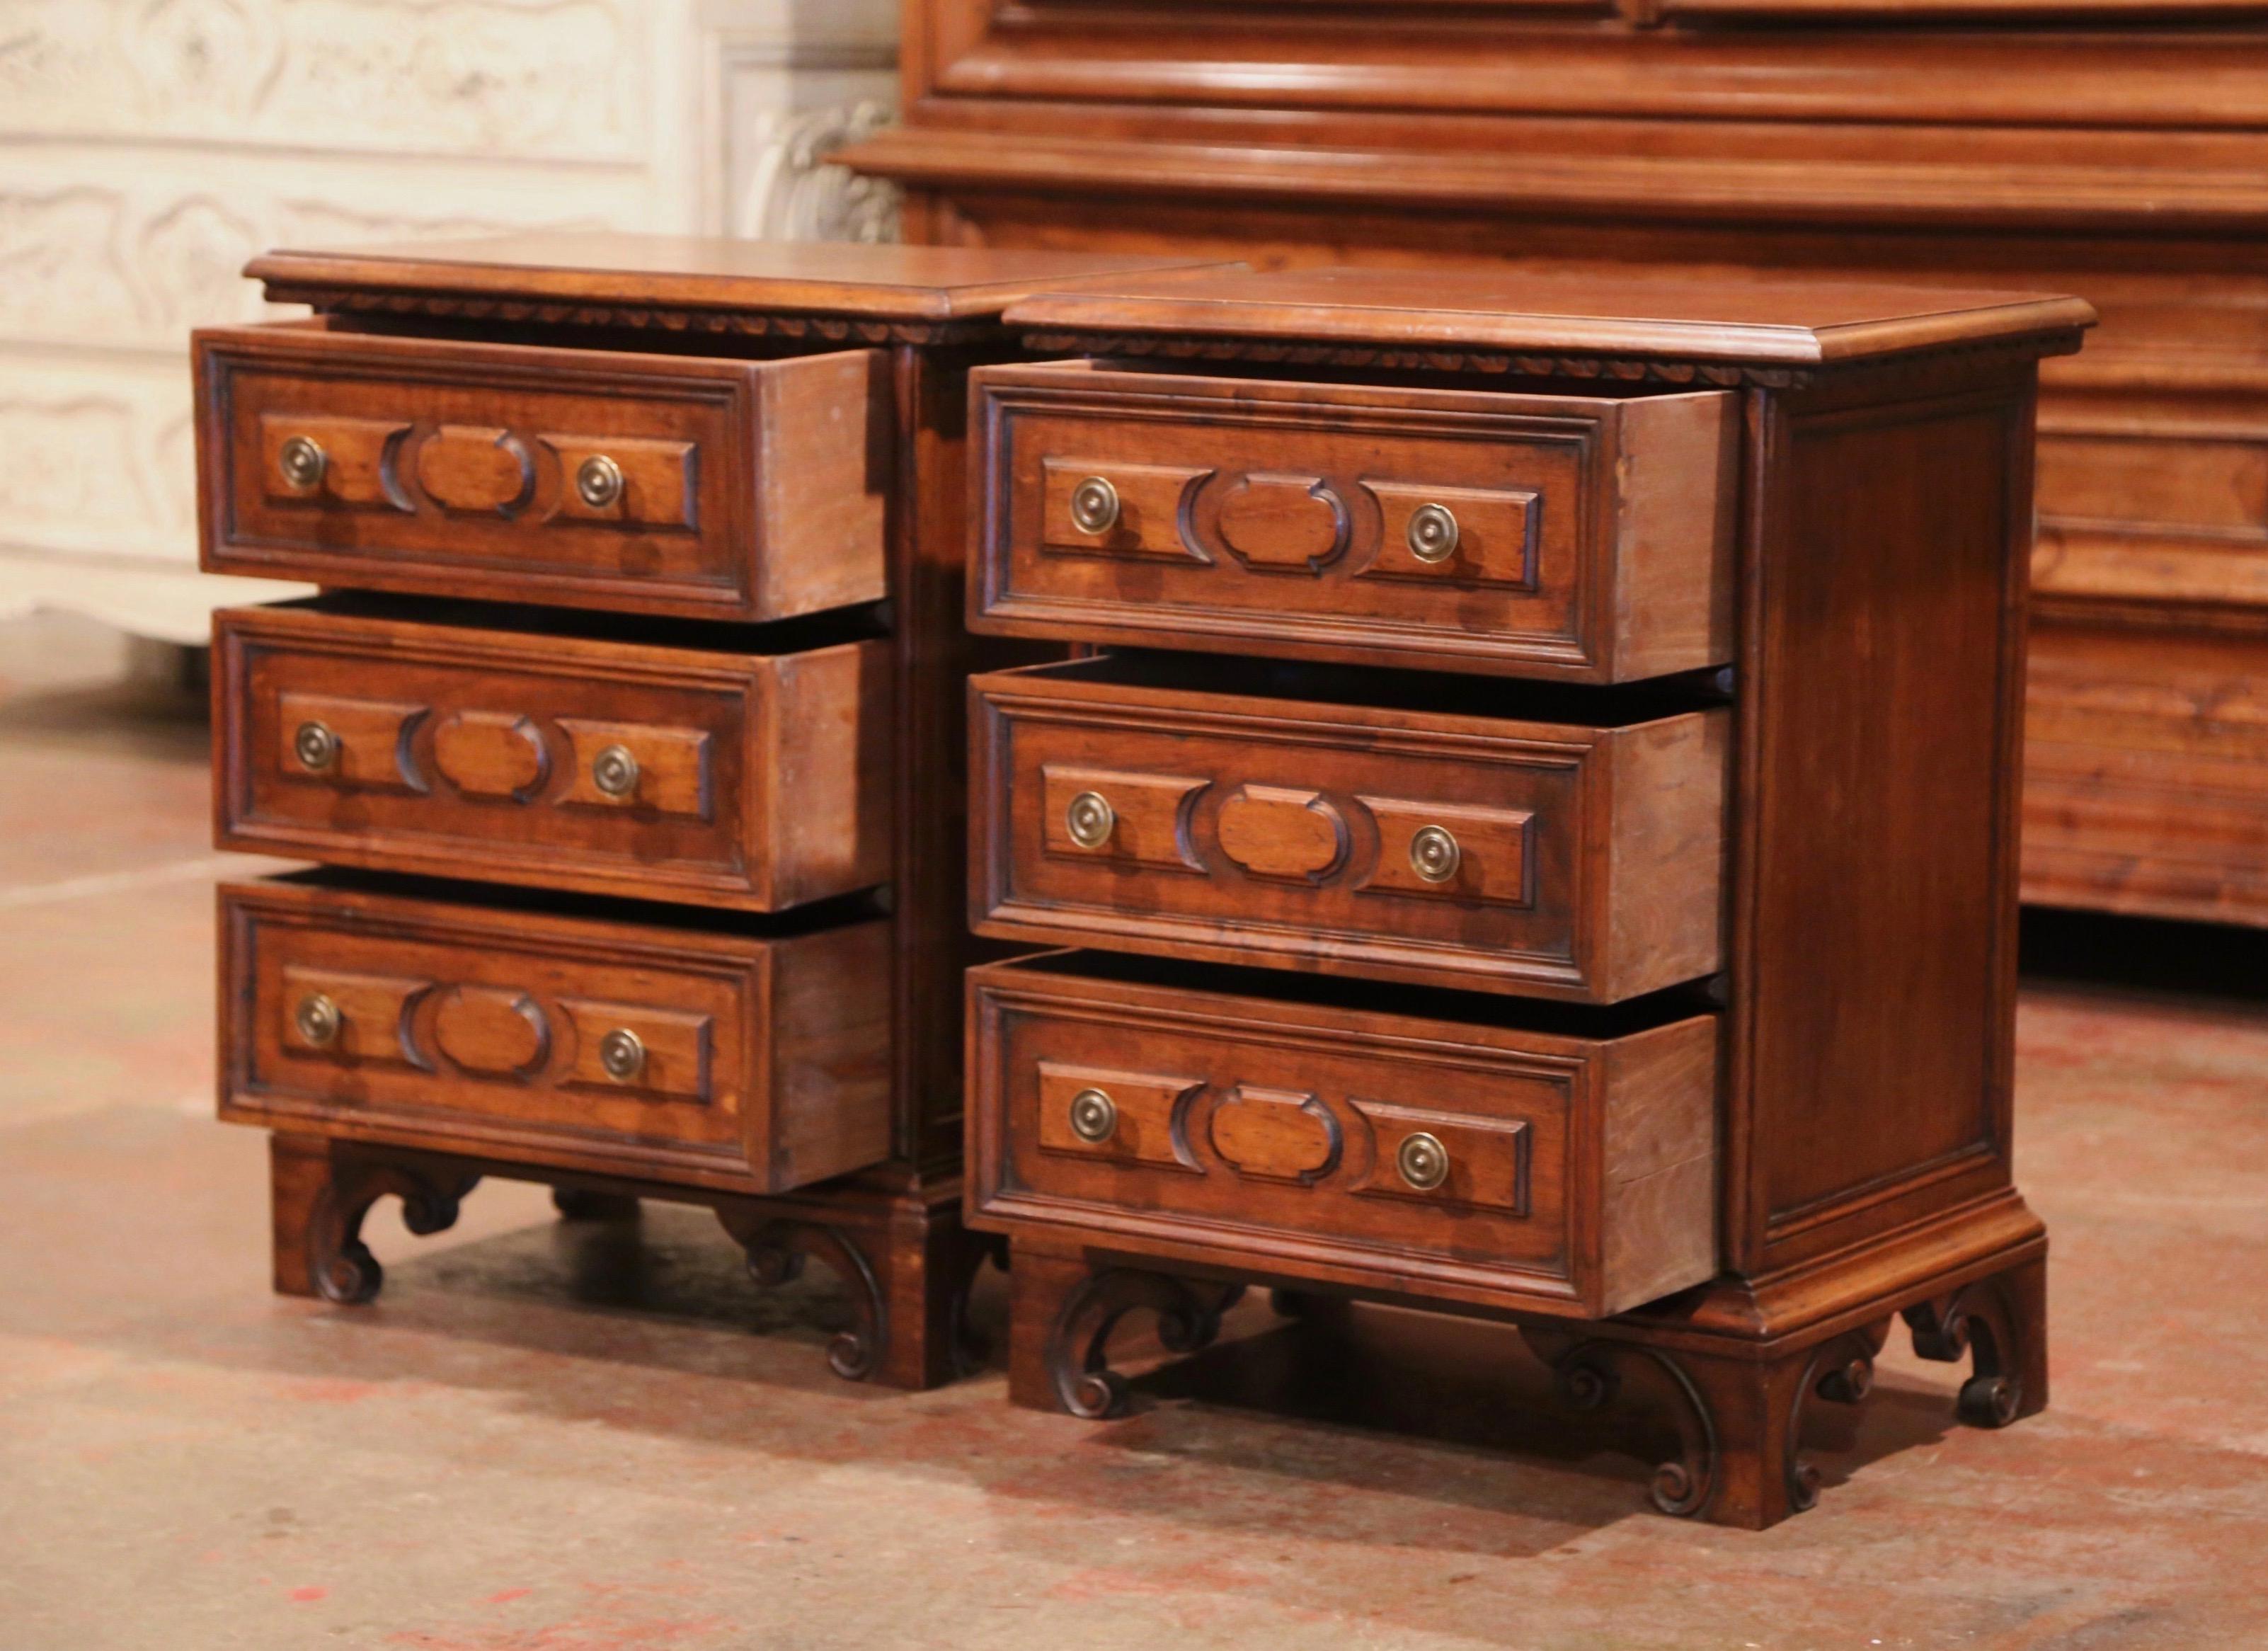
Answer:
(973, 666, 1728, 1001)
(197, 325, 888, 620)
(222, 879, 893, 1192)
(217, 606, 891, 910)
(972, 366, 1735, 681)
(968, 961, 1719, 1316)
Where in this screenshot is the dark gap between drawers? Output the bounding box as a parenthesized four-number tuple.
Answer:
(269, 592, 892, 657)
(1008, 649, 1730, 724)
(261, 866, 891, 941)
(993, 947, 1719, 1039)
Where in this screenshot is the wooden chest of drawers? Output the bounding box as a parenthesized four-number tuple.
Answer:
(199, 235, 1227, 1389)
(960, 267, 2090, 1526)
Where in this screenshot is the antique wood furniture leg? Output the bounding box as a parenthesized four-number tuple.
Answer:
(1904, 1249, 2049, 1429)
(719, 1180, 999, 1389)
(1006, 1238, 1239, 1417)
(268, 1132, 478, 1305)
(958, 270, 2086, 1526)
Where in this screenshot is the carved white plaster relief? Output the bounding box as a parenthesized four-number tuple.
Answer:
(0, 0, 642, 161)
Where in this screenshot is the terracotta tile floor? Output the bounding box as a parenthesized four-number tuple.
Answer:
(4, 612, 2267, 1650)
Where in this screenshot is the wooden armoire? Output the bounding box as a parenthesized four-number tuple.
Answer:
(844, 2, 2268, 929)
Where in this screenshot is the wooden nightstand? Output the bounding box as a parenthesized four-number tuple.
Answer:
(196, 234, 1227, 1389)
(961, 267, 2093, 1522)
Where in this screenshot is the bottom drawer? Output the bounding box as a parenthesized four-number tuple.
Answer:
(968, 953, 1719, 1318)
(221, 877, 891, 1194)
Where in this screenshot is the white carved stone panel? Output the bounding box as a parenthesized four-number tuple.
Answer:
(0, 0, 643, 162)
(0, 0, 900, 639)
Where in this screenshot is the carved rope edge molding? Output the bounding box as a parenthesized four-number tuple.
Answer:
(1016, 328, 2092, 389)
(267, 287, 980, 345)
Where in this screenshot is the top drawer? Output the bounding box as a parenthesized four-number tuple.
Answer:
(195, 324, 890, 622)
(970, 365, 1736, 683)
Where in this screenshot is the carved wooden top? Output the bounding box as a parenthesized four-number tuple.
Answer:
(1004, 267, 2097, 373)
(248, 233, 1239, 337)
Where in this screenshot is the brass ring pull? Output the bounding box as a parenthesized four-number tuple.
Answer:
(576, 454, 625, 508)
(278, 435, 328, 490)
(1397, 1131, 1450, 1192)
(591, 743, 639, 799)
(597, 1028, 646, 1082)
(1069, 476, 1120, 535)
(1068, 1087, 1118, 1143)
(293, 992, 343, 1049)
(1065, 790, 1116, 850)
(1409, 824, 1462, 884)
(1407, 503, 1460, 563)
(293, 720, 340, 773)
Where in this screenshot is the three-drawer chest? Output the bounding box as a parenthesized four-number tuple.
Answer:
(195, 236, 1222, 1390)
(956, 267, 2093, 1526)
(195, 240, 2092, 1529)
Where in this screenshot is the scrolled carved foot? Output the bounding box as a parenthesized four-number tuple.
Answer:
(1050, 1269, 1243, 1420)
(1906, 1279, 2025, 1428)
(1531, 1337, 1719, 1518)
(551, 1188, 640, 1223)
(307, 1158, 479, 1306)
(1784, 1319, 1893, 1512)
(720, 1215, 888, 1382)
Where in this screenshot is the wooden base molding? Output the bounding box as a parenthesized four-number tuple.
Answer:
(265, 1131, 995, 1391)
(1001, 1213, 2047, 1530)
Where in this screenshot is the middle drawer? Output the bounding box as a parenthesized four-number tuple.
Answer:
(216, 602, 892, 911)
(971, 654, 1728, 1004)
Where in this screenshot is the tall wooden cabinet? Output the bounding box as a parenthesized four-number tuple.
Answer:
(847, 0, 2268, 930)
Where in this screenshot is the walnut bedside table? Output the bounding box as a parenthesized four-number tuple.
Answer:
(959, 268, 2094, 1521)
(195, 235, 1222, 1389)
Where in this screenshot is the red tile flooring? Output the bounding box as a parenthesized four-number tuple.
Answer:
(4, 615, 2266, 1650)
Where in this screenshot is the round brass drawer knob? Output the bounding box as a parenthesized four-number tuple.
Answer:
(591, 743, 640, 799)
(293, 720, 340, 773)
(278, 435, 328, 490)
(1409, 824, 1462, 884)
(1397, 1131, 1450, 1192)
(1069, 475, 1121, 535)
(1068, 1087, 1118, 1143)
(294, 992, 343, 1049)
(1065, 789, 1116, 850)
(1407, 503, 1460, 564)
(576, 454, 625, 509)
(597, 1028, 646, 1083)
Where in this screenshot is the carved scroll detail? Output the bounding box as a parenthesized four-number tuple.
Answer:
(1048, 1268, 1244, 1419)
(721, 1216, 889, 1382)
(307, 1159, 480, 1305)
(1531, 1336, 1719, 1518)
(1905, 1279, 2025, 1427)
(1784, 1319, 1892, 1512)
